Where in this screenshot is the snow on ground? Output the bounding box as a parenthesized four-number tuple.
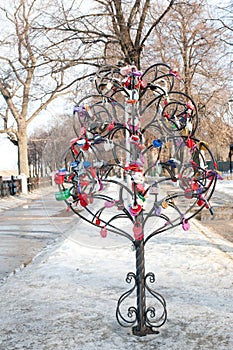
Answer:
(0, 221, 232, 349)
(215, 177, 233, 196)
(0, 189, 42, 213)
(0, 179, 232, 349)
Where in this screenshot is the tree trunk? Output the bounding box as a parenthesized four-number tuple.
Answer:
(17, 127, 29, 177)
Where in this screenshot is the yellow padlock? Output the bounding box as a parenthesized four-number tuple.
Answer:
(199, 141, 209, 151)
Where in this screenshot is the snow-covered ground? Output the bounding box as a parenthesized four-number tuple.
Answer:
(215, 177, 233, 195)
(0, 179, 232, 349)
(0, 190, 42, 213)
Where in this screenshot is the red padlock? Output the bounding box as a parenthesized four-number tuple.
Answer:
(186, 100, 194, 110)
(191, 180, 199, 191)
(197, 197, 205, 206)
(129, 204, 142, 216)
(140, 80, 147, 89)
(79, 193, 88, 207)
(107, 121, 115, 131)
(82, 139, 90, 151)
(186, 136, 195, 148)
(54, 173, 64, 185)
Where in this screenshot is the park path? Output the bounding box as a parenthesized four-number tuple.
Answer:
(0, 184, 232, 349)
(0, 188, 76, 282)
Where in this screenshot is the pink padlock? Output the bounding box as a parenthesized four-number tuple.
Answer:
(133, 222, 144, 240)
(98, 179, 104, 191)
(136, 184, 145, 192)
(191, 180, 199, 191)
(120, 65, 137, 76)
(104, 200, 115, 208)
(182, 218, 190, 231)
(100, 226, 108, 238)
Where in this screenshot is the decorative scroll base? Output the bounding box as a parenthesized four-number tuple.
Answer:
(116, 240, 167, 336)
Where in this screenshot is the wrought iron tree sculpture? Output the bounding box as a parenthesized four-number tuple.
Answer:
(55, 63, 219, 336)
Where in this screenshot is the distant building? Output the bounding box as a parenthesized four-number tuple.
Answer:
(0, 134, 18, 178)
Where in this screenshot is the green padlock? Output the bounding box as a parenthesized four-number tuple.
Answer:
(137, 193, 146, 202)
(55, 188, 70, 201)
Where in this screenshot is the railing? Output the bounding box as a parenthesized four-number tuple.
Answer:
(0, 176, 22, 197)
(207, 161, 231, 173)
(0, 176, 52, 197)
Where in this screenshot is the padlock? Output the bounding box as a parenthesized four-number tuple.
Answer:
(182, 218, 190, 231)
(133, 222, 143, 240)
(100, 226, 108, 238)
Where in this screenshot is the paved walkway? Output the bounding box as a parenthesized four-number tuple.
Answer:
(0, 186, 232, 349)
(0, 188, 75, 281)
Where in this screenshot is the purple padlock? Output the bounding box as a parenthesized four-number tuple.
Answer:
(155, 206, 162, 215)
(131, 70, 142, 77)
(104, 200, 115, 208)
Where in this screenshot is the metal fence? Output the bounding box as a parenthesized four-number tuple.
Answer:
(0, 176, 52, 197)
(207, 161, 231, 173)
(0, 176, 22, 197)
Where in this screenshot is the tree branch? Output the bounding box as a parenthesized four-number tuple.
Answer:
(141, 0, 175, 47)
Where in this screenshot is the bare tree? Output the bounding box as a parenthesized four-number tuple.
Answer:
(0, 0, 94, 177)
(151, 0, 233, 157)
(0, 0, 175, 177)
(28, 129, 51, 177)
(29, 114, 75, 174)
(212, 0, 233, 48)
(43, 0, 175, 69)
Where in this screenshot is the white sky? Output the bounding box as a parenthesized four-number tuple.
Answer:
(0, 134, 18, 172)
